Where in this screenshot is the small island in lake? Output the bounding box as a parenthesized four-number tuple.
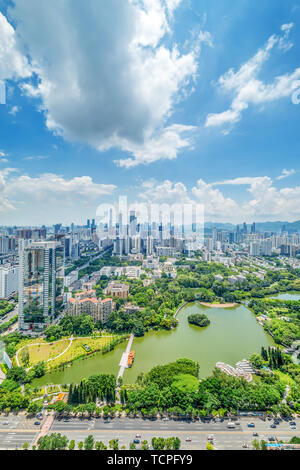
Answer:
(188, 313, 210, 328)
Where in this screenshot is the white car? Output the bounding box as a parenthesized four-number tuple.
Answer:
(162, 417, 169, 421)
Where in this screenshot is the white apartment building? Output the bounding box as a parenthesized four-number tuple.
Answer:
(0, 265, 19, 298)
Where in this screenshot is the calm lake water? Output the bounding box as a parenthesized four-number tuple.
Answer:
(34, 302, 276, 386)
(269, 291, 300, 301)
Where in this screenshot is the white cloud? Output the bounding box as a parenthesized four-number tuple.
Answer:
(192, 179, 239, 218)
(277, 168, 296, 180)
(9, 105, 20, 115)
(0, 169, 117, 221)
(139, 179, 191, 203)
(279, 23, 294, 51)
(3, 0, 202, 167)
(205, 24, 300, 129)
(23, 155, 49, 161)
(138, 176, 300, 222)
(0, 12, 31, 80)
(115, 124, 197, 167)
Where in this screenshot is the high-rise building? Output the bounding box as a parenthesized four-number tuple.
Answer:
(0, 265, 18, 298)
(18, 240, 65, 333)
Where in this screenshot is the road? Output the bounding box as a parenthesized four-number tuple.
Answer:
(0, 431, 37, 450)
(48, 417, 300, 450)
(0, 416, 299, 450)
(0, 414, 44, 449)
(0, 304, 18, 336)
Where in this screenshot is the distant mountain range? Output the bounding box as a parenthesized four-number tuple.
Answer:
(205, 220, 300, 232)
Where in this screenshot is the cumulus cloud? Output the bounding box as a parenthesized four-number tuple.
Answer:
(0, 169, 117, 221)
(115, 124, 197, 167)
(139, 179, 191, 203)
(205, 24, 300, 130)
(138, 176, 300, 222)
(0, 12, 31, 81)
(2, 0, 202, 167)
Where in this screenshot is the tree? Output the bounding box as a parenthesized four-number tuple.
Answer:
(68, 440, 75, 450)
(22, 442, 29, 450)
(188, 314, 210, 328)
(172, 437, 181, 450)
(206, 442, 214, 450)
(252, 439, 260, 450)
(249, 353, 265, 370)
(20, 347, 30, 367)
(95, 441, 107, 450)
(6, 367, 27, 383)
(141, 440, 149, 450)
(84, 435, 95, 450)
(78, 441, 84, 450)
(109, 439, 119, 450)
(152, 438, 165, 450)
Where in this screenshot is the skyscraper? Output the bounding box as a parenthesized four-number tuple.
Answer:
(18, 240, 65, 333)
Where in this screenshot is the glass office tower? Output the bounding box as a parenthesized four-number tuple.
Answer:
(18, 240, 64, 333)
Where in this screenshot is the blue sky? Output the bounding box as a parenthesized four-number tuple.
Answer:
(0, 0, 299, 225)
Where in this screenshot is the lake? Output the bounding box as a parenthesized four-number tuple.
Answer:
(33, 302, 276, 386)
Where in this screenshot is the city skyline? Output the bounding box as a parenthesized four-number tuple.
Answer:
(0, 0, 300, 224)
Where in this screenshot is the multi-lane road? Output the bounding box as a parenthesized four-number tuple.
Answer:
(0, 415, 299, 450)
(49, 416, 300, 450)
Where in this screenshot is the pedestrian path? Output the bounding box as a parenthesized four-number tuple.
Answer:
(117, 333, 134, 380)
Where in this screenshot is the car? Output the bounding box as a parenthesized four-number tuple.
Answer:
(133, 439, 140, 444)
(247, 423, 255, 428)
(104, 419, 110, 423)
(290, 425, 297, 430)
(2, 422, 9, 425)
(186, 437, 192, 442)
(162, 417, 169, 421)
(270, 424, 276, 429)
(253, 433, 259, 437)
(34, 421, 41, 426)
(268, 436, 275, 442)
(290, 421, 296, 426)
(242, 444, 249, 448)
(207, 435, 214, 441)
(135, 434, 141, 439)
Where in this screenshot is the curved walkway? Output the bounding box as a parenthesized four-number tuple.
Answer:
(15, 334, 116, 370)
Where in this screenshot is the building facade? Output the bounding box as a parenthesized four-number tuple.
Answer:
(18, 240, 65, 332)
(0, 265, 19, 298)
(67, 289, 113, 324)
